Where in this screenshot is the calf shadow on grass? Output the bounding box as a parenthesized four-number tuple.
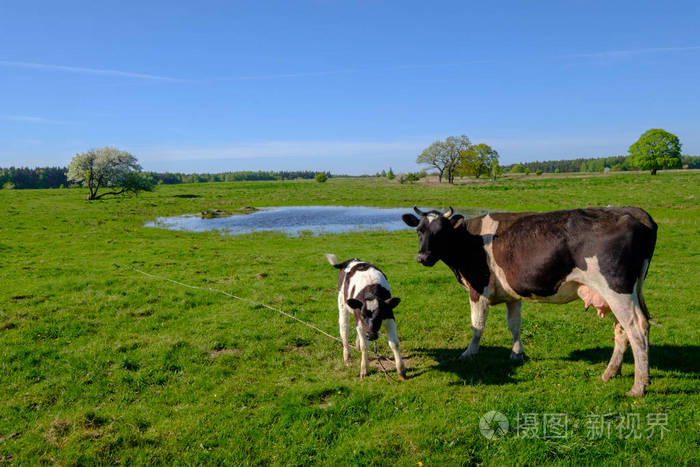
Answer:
(413, 345, 518, 386)
(567, 345, 700, 374)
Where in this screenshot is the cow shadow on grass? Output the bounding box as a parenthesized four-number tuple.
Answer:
(413, 345, 519, 385)
(567, 345, 700, 374)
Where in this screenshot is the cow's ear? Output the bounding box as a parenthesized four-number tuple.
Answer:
(402, 214, 420, 227)
(346, 298, 362, 310)
(450, 215, 465, 229)
(385, 297, 401, 309)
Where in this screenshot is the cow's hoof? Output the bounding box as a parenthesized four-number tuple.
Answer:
(458, 350, 476, 361)
(625, 387, 645, 397)
(510, 352, 525, 364)
(398, 370, 407, 381)
(344, 359, 352, 367)
(359, 370, 368, 379)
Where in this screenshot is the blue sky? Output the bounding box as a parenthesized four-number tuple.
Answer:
(1, 1, 698, 174)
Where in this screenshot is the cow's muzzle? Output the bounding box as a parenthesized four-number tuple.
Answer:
(366, 331, 379, 341)
(417, 253, 437, 267)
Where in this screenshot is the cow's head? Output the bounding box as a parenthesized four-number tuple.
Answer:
(402, 206, 464, 267)
(346, 297, 401, 341)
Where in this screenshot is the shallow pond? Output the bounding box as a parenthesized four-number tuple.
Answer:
(145, 205, 486, 236)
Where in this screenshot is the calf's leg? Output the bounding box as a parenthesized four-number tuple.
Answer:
(506, 301, 525, 363)
(338, 295, 352, 365)
(384, 318, 406, 380)
(459, 297, 489, 360)
(356, 325, 370, 378)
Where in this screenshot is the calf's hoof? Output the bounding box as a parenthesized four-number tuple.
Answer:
(625, 386, 645, 397)
(509, 352, 525, 364)
(343, 358, 352, 367)
(398, 370, 407, 381)
(601, 368, 621, 382)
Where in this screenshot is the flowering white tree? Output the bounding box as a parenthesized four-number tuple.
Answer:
(67, 147, 153, 200)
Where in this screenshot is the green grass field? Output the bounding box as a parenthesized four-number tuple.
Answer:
(1, 173, 698, 465)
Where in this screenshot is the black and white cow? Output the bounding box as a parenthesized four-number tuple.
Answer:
(326, 254, 406, 380)
(402, 206, 657, 396)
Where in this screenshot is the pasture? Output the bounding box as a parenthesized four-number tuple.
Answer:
(1, 173, 698, 465)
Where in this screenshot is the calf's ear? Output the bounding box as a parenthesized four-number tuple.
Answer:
(402, 214, 420, 227)
(385, 297, 401, 309)
(346, 298, 362, 310)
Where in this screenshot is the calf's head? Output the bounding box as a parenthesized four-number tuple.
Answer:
(402, 206, 464, 267)
(346, 297, 401, 341)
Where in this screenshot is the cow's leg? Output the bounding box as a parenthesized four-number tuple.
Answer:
(459, 297, 489, 360)
(601, 316, 628, 381)
(338, 295, 352, 365)
(605, 292, 650, 397)
(356, 324, 370, 378)
(506, 300, 525, 363)
(384, 318, 406, 380)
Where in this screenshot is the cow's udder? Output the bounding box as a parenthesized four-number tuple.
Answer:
(577, 285, 612, 318)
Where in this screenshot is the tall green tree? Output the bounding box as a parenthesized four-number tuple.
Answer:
(67, 147, 153, 200)
(628, 129, 682, 175)
(443, 135, 471, 183)
(416, 141, 450, 183)
(458, 143, 499, 179)
(416, 134, 471, 183)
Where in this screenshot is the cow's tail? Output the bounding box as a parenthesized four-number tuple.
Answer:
(325, 254, 341, 268)
(636, 259, 651, 322)
(637, 220, 657, 324)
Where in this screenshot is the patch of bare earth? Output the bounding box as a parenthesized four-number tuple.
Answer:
(209, 348, 243, 358)
(370, 355, 416, 371)
(44, 420, 71, 447)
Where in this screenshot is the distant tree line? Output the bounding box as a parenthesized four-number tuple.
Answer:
(148, 170, 331, 185)
(0, 166, 68, 189)
(504, 155, 631, 173)
(3, 153, 698, 190)
(1, 167, 331, 189)
(146, 170, 329, 185)
(504, 154, 700, 174)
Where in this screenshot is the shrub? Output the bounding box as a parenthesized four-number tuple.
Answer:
(315, 173, 328, 183)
